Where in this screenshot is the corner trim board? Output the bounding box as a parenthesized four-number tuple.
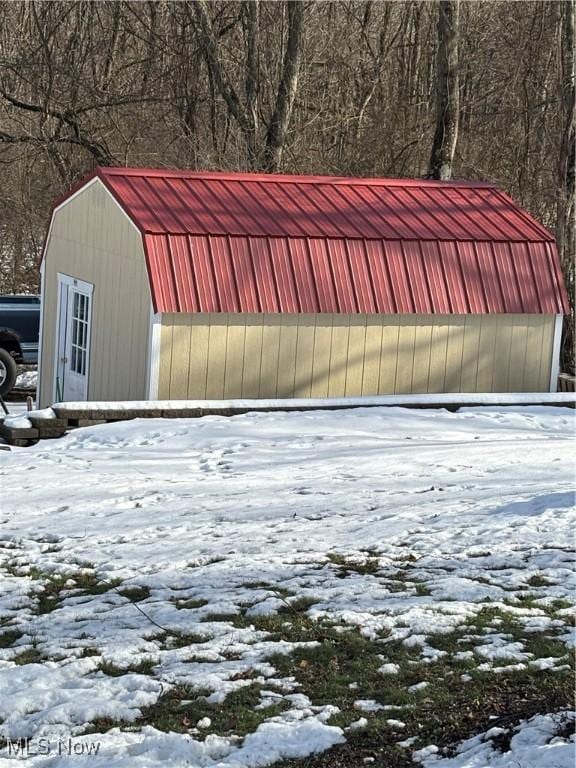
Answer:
(147, 312, 162, 399)
(549, 314, 563, 392)
(37, 260, 46, 407)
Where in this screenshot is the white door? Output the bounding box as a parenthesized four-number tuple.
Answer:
(55, 275, 93, 402)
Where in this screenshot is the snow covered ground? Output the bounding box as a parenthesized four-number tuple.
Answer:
(0, 406, 574, 766)
(14, 368, 37, 390)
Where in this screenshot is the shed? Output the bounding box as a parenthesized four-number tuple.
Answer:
(38, 167, 569, 407)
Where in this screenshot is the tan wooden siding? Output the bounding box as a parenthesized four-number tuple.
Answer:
(158, 314, 556, 399)
(39, 180, 151, 406)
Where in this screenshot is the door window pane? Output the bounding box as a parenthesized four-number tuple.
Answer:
(70, 290, 90, 376)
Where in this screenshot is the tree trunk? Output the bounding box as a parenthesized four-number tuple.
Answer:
(556, 0, 575, 374)
(263, 1, 304, 172)
(428, 0, 460, 180)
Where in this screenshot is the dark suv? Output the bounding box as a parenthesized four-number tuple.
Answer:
(0, 295, 40, 396)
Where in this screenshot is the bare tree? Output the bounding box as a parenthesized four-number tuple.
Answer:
(428, 0, 460, 180)
(262, 1, 304, 171)
(556, 0, 575, 373)
(191, 0, 305, 171)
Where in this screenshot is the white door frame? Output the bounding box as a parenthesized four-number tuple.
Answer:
(53, 273, 94, 402)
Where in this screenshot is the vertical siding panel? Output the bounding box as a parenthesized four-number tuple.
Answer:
(460, 317, 481, 391)
(328, 316, 350, 396)
(378, 317, 400, 393)
(123, 260, 137, 398)
(223, 319, 246, 398)
(521, 315, 543, 391)
(530, 317, 542, 392)
(87, 244, 104, 399)
(443, 316, 466, 392)
(362, 317, 384, 395)
(536, 317, 554, 391)
(395, 318, 416, 393)
(345, 315, 366, 396)
(260, 314, 282, 397)
(507, 316, 529, 391)
(107, 240, 122, 399)
(242, 315, 264, 397)
(206, 314, 228, 398)
(427, 318, 450, 392)
(170, 317, 191, 398)
(411, 317, 433, 394)
(476, 316, 498, 392)
(276, 315, 299, 396)
(311, 316, 333, 397)
(294, 315, 315, 397)
(188, 315, 210, 398)
(491, 315, 513, 392)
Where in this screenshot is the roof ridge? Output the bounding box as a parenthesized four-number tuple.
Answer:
(97, 166, 496, 189)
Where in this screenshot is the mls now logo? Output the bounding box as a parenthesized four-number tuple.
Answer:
(7, 737, 101, 757)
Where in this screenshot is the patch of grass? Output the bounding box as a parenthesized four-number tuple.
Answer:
(35, 575, 68, 614)
(268, 619, 575, 768)
(327, 553, 380, 577)
(382, 568, 432, 596)
(137, 683, 290, 738)
(0, 628, 22, 648)
(550, 599, 574, 611)
(117, 585, 151, 602)
(503, 594, 542, 609)
(525, 573, 552, 588)
(98, 657, 156, 677)
(22, 569, 124, 615)
(240, 581, 293, 598)
(277, 596, 318, 615)
(87, 683, 290, 738)
(163, 632, 209, 649)
(171, 598, 209, 610)
(468, 606, 522, 637)
(72, 573, 123, 595)
(186, 557, 225, 569)
(14, 647, 44, 665)
(201, 612, 243, 624)
(80, 646, 100, 658)
(523, 634, 569, 659)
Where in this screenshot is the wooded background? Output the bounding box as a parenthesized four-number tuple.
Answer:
(0, 0, 573, 369)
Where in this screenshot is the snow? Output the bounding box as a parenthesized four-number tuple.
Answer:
(27, 407, 56, 420)
(0, 661, 162, 738)
(407, 681, 429, 694)
(1, 414, 33, 429)
(53, 392, 575, 412)
(348, 717, 368, 730)
(2, 408, 54, 428)
(15, 368, 37, 390)
(417, 711, 575, 767)
(378, 662, 400, 675)
(0, 405, 574, 765)
(354, 700, 385, 712)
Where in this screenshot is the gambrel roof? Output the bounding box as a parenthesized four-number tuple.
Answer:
(49, 167, 570, 315)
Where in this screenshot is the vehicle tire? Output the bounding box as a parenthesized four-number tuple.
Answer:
(0, 348, 18, 397)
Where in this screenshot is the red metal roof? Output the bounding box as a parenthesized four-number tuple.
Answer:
(74, 168, 572, 314)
